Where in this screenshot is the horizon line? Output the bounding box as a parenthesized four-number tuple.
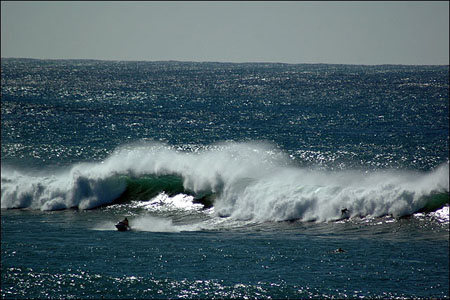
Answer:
(2, 56, 449, 67)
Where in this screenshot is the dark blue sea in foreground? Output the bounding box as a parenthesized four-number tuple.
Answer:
(1, 59, 449, 299)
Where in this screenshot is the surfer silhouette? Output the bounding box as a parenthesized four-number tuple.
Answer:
(122, 217, 129, 226)
(341, 208, 349, 215)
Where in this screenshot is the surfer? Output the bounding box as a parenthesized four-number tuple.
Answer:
(121, 217, 129, 226)
(341, 208, 349, 215)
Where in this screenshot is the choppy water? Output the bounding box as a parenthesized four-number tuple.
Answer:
(1, 58, 449, 299)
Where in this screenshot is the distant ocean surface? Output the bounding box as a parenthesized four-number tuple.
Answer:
(1, 58, 449, 299)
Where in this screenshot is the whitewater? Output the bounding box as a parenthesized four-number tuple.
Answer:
(2, 142, 448, 223)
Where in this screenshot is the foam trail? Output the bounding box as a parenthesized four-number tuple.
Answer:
(92, 217, 187, 232)
(131, 215, 179, 232)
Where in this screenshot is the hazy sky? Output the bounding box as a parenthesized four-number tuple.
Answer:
(1, 1, 449, 65)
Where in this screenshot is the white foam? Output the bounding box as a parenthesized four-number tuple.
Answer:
(135, 193, 203, 212)
(1, 164, 127, 210)
(1, 142, 448, 223)
(430, 205, 449, 223)
(131, 215, 179, 232)
(216, 163, 449, 222)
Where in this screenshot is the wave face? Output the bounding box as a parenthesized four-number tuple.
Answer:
(1, 142, 449, 222)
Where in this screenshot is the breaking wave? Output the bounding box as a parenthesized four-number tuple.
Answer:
(1, 141, 448, 222)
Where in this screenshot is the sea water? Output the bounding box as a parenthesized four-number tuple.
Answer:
(1, 59, 449, 299)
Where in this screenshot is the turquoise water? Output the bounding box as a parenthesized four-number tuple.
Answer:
(1, 59, 449, 298)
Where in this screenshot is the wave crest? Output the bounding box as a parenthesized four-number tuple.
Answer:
(1, 142, 448, 222)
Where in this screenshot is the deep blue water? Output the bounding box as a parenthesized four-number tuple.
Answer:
(1, 59, 449, 299)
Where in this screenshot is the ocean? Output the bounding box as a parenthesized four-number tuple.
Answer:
(1, 58, 449, 299)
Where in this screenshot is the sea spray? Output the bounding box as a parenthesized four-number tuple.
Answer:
(1, 141, 286, 210)
(1, 142, 448, 223)
(92, 214, 185, 232)
(1, 164, 127, 210)
(131, 215, 179, 232)
(215, 161, 449, 222)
